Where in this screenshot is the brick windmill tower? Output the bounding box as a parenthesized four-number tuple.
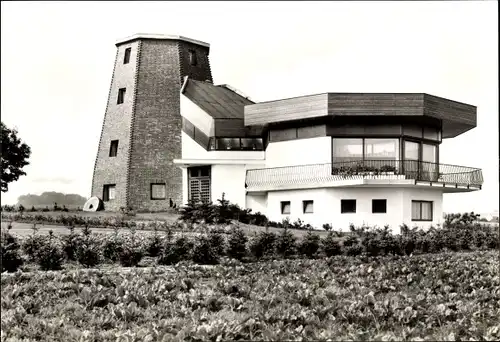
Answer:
(91, 34, 213, 211)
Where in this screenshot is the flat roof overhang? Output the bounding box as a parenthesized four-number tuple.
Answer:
(246, 179, 481, 193)
(244, 93, 476, 138)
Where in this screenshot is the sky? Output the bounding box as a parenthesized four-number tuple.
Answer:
(1, 1, 498, 214)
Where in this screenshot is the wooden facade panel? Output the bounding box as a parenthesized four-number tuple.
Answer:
(328, 93, 424, 116)
(244, 94, 328, 126)
(423, 94, 476, 125)
(243, 93, 476, 137)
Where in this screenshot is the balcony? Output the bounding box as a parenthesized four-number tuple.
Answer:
(245, 160, 483, 192)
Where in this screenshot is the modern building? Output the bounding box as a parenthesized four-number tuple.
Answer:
(93, 34, 483, 232)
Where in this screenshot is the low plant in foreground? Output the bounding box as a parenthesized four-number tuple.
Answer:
(1, 251, 499, 341)
(75, 226, 101, 268)
(321, 231, 342, 257)
(250, 229, 277, 259)
(0, 229, 23, 272)
(36, 230, 65, 271)
(158, 236, 193, 265)
(226, 226, 248, 261)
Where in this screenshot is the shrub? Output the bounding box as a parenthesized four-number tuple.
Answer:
(22, 224, 47, 262)
(102, 230, 124, 262)
(343, 235, 363, 256)
(299, 230, 321, 258)
(0, 229, 23, 272)
(18, 204, 25, 212)
(192, 235, 220, 265)
(158, 236, 193, 265)
(75, 226, 101, 268)
(36, 231, 65, 271)
(323, 223, 332, 232)
(208, 229, 226, 256)
(29, 205, 37, 212)
(276, 227, 297, 258)
(321, 232, 342, 257)
(2, 205, 15, 212)
(62, 226, 83, 261)
(146, 230, 164, 257)
(179, 200, 216, 224)
(226, 226, 248, 261)
(249, 230, 277, 259)
(213, 193, 232, 225)
(119, 238, 144, 267)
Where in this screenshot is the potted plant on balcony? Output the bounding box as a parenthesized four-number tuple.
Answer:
(379, 164, 397, 175)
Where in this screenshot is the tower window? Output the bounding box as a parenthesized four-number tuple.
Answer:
(109, 140, 119, 157)
(341, 199, 356, 214)
(117, 88, 126, 104)
(151, 183, 166, 200)
(123, 47, 131, 64)
(188, 50, 197, 66)
(103, 184, 116, 202)
(372, 199, 387, 213)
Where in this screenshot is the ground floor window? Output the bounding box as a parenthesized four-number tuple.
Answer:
(281, 201, 291, 215)
(103, 184, 116, 202)
(341, 199, 356, 213)
(372, 199, 387, 213)
(151, 183, 166, 200)
(412, 200, 433, 221)
(188, 166, 211, 203)
(303, 200, 314, 214)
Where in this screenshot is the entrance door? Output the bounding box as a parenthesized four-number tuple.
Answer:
(188, 166, 211, 203)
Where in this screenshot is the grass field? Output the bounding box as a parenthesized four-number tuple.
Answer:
(1, 211, 332, 238)
(1, 250, 499, 341)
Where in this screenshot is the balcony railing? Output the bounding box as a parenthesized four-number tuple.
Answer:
(245, 159, 483, 190)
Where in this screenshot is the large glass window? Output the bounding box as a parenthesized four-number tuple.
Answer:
(404, 141, 420, 160)
(332, 138, 363, 163)
(422, 144, 437, 163)
(364, 139, 399, 161)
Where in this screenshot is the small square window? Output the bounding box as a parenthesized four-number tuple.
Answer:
(341, 199, 356, 214)
(117, 88, 126, 104)
(103, 184, 116, 202)
(303, 200, 314, 214)
(372, 199, 387, 213)
(109, 140, 119, 157)
(281, 201, 291, 215)
(151, 183, 166, 200)
(123, 47, 131, 64)
(412, 201, 433, 221)
(188, 50, 197, 66)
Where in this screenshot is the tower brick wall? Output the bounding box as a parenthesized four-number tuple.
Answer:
(91, 35, 212, 211)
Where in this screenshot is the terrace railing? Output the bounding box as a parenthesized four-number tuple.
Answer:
(245, 160, 483, 190)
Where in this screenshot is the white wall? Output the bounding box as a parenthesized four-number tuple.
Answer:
(266, 188, 329, 228)
(263, 186, 444, 233)
(246, 194, 268, 216)
(180, 94, 214, 136)
(211, 164, 248, 208)
(265, 137, 331, 167)
(181, 132, 265, 160)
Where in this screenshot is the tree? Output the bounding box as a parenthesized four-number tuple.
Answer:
(1, 122, 31, 192)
